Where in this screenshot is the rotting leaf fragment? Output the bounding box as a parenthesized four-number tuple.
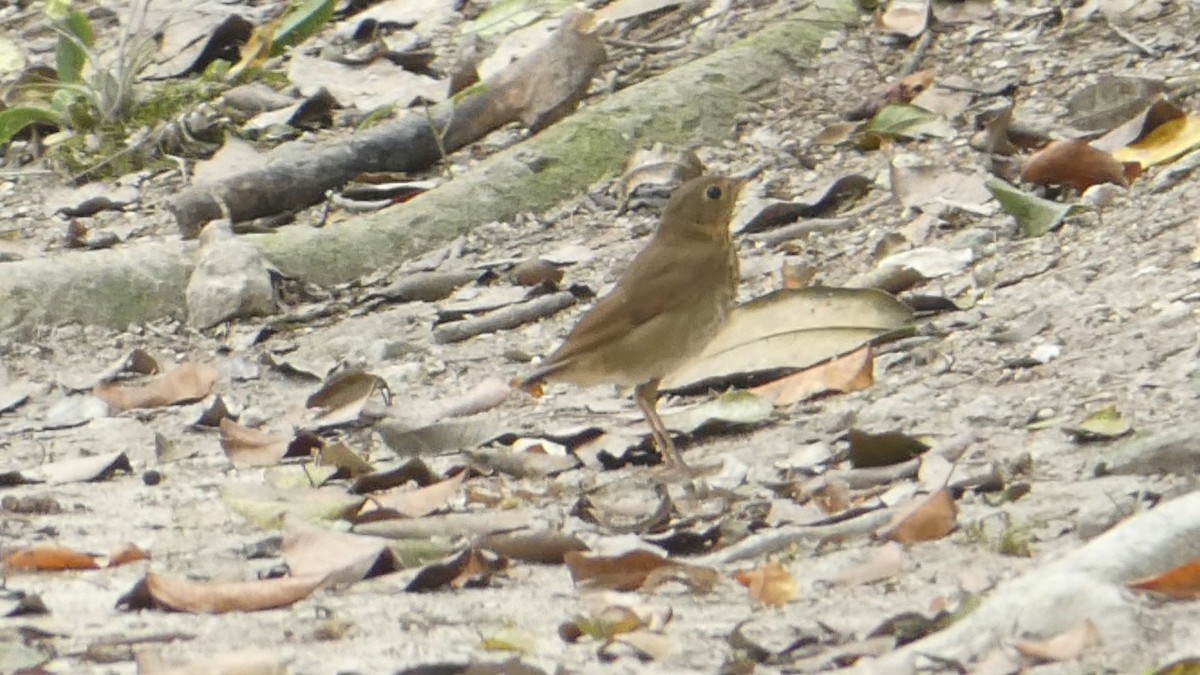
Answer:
(1128, 560, 1200, 600)
(878, 489, 957, 544)
(734, 561, 798, 606)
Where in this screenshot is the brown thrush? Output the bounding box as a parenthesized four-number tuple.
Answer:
(522, 174, 745, 470)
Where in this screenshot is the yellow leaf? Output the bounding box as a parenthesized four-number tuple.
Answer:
(1112, 115, 1200, 168)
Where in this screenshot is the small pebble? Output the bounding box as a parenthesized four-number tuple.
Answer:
(142, 470, 162, 486)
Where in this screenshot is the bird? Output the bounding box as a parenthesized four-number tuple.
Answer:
(521, 174, 746, 472)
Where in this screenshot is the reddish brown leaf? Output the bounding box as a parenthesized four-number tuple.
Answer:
(564, 550, 674, 591)
(3, 545, 100, 571)
(733, 561, 798, 606)
(878, 489, 957, 543)
(1128, 560, 1200, 600)
(94, 362, 220, 411)
(118, 572, 325, 613)
(564, 550, 717, 593)
(107, 543, 151, 567)
(1019, 140, 1129, 191)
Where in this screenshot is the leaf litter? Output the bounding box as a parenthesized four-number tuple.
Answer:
(3, 0, 1200, 672)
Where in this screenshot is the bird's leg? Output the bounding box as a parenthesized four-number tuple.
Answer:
(634, 379, 689, 470)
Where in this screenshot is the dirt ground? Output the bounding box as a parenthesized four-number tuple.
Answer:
(2, 0, 1200, 673)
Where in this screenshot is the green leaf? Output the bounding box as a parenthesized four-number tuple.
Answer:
(1064, 405, 1133, 441)
(868, 103, 955, 140)
(985, 178, 1082, 237)
(0, 106, 60, 145)
(55, 9, 93, 84)
(271, 0, 335, 57)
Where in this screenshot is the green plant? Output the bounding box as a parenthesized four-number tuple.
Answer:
(0, 0, 156, 145)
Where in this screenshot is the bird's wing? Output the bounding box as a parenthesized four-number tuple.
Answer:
(524, 235, 727, 384)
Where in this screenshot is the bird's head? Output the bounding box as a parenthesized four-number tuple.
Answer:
(659, 175, 746, 241)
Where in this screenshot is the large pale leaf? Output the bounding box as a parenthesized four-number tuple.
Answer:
(663, 288, 913, 390)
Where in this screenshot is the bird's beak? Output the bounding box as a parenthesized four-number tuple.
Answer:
(729, 176, 750, 198)
(729, 167, 760, 196)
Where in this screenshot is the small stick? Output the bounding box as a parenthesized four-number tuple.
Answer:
(695, 509, 893, 566)
(433, 291, 576, 344)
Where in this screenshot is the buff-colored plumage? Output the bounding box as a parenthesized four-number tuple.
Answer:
(524, 175, 744, 469)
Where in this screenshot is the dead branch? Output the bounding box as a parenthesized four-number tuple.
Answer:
(168, 11, 606, 237)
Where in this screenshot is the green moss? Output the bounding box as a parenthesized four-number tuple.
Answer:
(356, 105, 398, 130)
(130, 79, 226, 128)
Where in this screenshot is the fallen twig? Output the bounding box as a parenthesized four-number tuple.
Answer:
(433, 291, 577, 344)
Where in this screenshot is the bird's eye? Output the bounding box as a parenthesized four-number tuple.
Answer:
(705, 185, 723, 200)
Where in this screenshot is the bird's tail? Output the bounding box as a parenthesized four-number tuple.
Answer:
(513, 358, 571, 397)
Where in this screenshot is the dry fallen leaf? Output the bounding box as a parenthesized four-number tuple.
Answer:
(117, 573, 326, 613)
(475, 530, 589, 564)
(1128, 560, 1200, 600)
(94, 362, 220, 411)
(106, 543, 151, 567)
(1019, 140, 1133, 191)
(564, 550, 718, 593)
(282, 526, 400, 585)
(1091, 97, 1185, 153)
(734, 561, 798, 606)
(361, 471, 465, 519)
(219, 419, 295, 468)
(405, 547, 507, 592)
(3, 545, 100, 571)
(3, 450, 133, 486)
(1014, 619, 1102, 663)
(750, 347, 874, 406)
(317, 440, 375, 477)
(1112, 114, 1200, 168)
(878, 489, 957, 543)
(306, 369, 388, 427)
